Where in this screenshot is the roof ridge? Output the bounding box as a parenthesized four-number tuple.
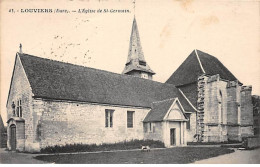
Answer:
(18, 52, 163, 85)
(195, 49, 206, 74)
(151, 98, 176, 104)
(196, 50, 240, 83)
(178, 88, 198, 112)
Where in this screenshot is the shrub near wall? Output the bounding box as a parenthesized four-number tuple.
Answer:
(40, 139, 165, 153)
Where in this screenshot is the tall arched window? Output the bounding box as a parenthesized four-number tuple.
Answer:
(11, 102, 15, 116)
(219, 90, 224, 123)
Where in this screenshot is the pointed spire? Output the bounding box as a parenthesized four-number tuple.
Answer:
(19, 43, 23, 54)
(122, 17, 155, 79)
(126, 17, 145, 64)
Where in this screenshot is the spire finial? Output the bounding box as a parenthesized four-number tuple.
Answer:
(133, 0, 136, 16)
(19, 43, 23, 54)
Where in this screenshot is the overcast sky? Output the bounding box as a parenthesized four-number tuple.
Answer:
(1, 0, 260, 124)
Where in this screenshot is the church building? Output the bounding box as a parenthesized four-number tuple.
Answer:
(6, 17, 254, 152)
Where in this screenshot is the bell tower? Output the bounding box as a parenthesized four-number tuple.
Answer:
(122, 17, 155, 80)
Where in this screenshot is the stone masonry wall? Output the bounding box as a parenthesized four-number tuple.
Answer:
(186, 112, 197, 142)
(226, 81, 241, 141)
(33, 99, 150, 149)
(143, 122, 163, 142)
(226, 83, 254, 141)
(240, 86, 254, 138)
(240, 86, 253, 126)
(6, 55, 34, 151)
(226, 81, 240, 125)
(197, 75, 207, 141)
(198, 74, 228, 142)
(227, 126, 240, 141)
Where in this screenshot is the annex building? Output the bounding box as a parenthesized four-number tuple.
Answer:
(6, 18, 254, 152)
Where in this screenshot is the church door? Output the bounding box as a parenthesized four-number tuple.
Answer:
(170, 128, 176, 146)
(10, 125, 16, 151)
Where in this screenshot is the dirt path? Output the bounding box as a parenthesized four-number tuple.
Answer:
(193, 148, 260, 164)
(0, 148, 46, 164)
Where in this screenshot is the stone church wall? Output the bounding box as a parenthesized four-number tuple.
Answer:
(240, 86, 254, 138)
(143, 122, 164, 142)
(226, 81, 241, 141)
(198, 74, 228, 142)
(240, 86, 253, 125)
(186, 112, 197, 142)
(32, 100, 150, 149)
(226, 81, 240, 125)
(226, 83, 254, 141)
(6, 55, 35, 152)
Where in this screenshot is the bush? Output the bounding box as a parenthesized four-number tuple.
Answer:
(40, 139, 165, 153)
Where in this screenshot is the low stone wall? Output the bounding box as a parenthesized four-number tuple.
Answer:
(243, 136, 260, 149)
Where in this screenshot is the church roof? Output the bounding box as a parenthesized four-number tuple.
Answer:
(143, 98, 175, 122)
(177, 83, 198, 109)
(122, 17, 155, 75)
(166, 49, 240, 86)
(143, 98, 188, 122)
(18, 53, 195, 112)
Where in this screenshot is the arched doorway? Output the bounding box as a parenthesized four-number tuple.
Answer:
(10, 124, 16, 151)
(7, 117, 25, 151)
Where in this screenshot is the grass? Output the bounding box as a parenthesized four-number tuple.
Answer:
(40, 139, 165, 154)
(187, 142, 223, 145)
(187, 140, 242, 145)
(35, 147, 234, 164)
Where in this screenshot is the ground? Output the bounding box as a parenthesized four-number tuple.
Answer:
(1, 147, 259, 164)
(193, 148, 260, 164)
(0, 148, 44, 164)
(35, 147, 234, 164)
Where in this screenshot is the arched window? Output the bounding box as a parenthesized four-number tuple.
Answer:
(11, 102, 15, 116)
(219, 90, 224, 123)
(16, 100, 22, 117)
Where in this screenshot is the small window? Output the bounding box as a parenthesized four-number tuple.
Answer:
(139, 60, 146, 66)
(105, 109, 114, 127)
(127, 111, 134, 128)
(16, 100, 22, 117)
(148, 122, 154, 132)
(19, 100, 22, 117)
(186, 113, 191, 130)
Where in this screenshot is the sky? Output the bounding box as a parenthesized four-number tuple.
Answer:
(1, 0, 260, 124)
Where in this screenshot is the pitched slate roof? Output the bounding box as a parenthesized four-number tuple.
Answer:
(126, 17, 146, 65)
(18, 53, 195, 112)
(143, 98, 175, 122)
(166, 50, 239, 86)
(177, 83, 197, 108)
(143, 98, 188, 122)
